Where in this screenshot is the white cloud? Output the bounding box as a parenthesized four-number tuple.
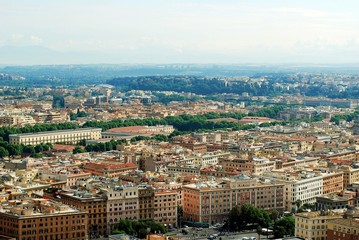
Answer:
(269, 7, 329, 18)
(1, 0, 359, 64)
(10, 34, 25, 43)
(30, 35, 43, 44)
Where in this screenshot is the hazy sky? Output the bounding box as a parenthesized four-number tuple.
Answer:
(1, 0, 359, 65)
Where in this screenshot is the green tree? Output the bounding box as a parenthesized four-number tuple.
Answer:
(73, 146, 85, 154)
(70, 113, 77, 121)
(23, 145, 35, 155)
(52, 94, 65, 108)
(0, 146, 9, 158)
(7, 144, 22, 156)
(270, 210, 280, 222)
(34, 144, 44, 153)
(273, 217, 295, 238)
(177, 206, 184, 228)
(295, 199, 302, 212)
(152, 134, 169, 142)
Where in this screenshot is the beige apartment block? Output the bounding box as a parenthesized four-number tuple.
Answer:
(103, 185, 139, 225)
(183, 175, 284, 225)
(341, 166, 359, 188)
(220, 157, 275, 174)
(154, 190, 178, 227)
(327, 218, 359, 240)
(295, 211, 342, 240)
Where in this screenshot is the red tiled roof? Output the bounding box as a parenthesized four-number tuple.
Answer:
(330, 159, 352, 166)
(84, 162, 137, 170)
(107, 126, 145, 133)
(287, 137, 316, 141)
(53, 144, 75, 152)
(208, 118, 238, 123)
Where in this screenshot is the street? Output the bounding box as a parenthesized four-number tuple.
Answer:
(174, 228, 269, 240)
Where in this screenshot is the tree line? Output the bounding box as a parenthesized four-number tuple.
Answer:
(0, 105, 322, 157)
(330, 111, 359, 125)
(0, 141, 53, 158)
(111, 219, 167, 238)
(0, 106, 284, 142)
(107, 75, 359, 99)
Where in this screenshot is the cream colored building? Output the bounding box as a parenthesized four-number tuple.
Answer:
(183, 175, 285, 224)
(103, 184, 139, 225)
(154, 190, 178, 227)
(260, 171, 323, 211)
(327, 218, 359, 240)
(341, 166, 359, 188)
(295, 211, 342, 240)
(9, 128, 102, 145)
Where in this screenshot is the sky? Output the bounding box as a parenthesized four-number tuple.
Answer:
(0, 0, 359, 65)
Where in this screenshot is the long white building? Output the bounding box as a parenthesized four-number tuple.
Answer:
(9, 128, 102, 145)
(258, 171, 323, 211)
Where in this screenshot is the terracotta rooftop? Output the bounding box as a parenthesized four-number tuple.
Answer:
(53, 144, 76, 152)
(208, 118, 238, 123)
(84, 162, 137, 170)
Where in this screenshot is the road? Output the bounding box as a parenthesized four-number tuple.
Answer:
(174, 228, 269, 240)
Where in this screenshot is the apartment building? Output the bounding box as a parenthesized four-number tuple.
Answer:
(192, 132, 221, 143)
(0, 114, 36, 127)
(327, 218, 359, 240)
(322, 172, 344, 195)
(341, 166, 359, 188)
(167, 165, 201, 175)
(83, 162, 137, 178)
(295, 211, 342, 240)
(40, 171, 91, 188)
(182, 175, 284, 225)
(323, 151, 359, 163)
(9, 128, 102, 145)
(275, 156, 319, 170)
(316, 194, 352, 211)
(171, 152, 230, 168)
(103, 185, 139, 225)
(59, 191, 108, 237)
(102, 125, 175, 139)
(154, 190, 178, 227)
(138, 185, 155, 221)
(260, 171, 323, 211)
(175, 142, 207, 154)
(220, 157, 275, 175)
(206, 143, 229, 152)
(0, 198, 88, 240)
(32, 112, 68, 123)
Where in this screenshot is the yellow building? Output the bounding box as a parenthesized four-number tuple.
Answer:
(341, 166, 359, 188)
(9, 128, 102, 145)
(327, 218, 359, 240)
(295, 211, 342, 240)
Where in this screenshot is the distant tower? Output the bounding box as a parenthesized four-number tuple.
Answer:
(352, 117, 359, 135)
(105, 89, 111, 103)
(95, 96, 101, 105)
(52, 94, 65, 109)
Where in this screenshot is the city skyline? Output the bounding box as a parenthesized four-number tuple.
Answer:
(1, 0, 359, 65)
